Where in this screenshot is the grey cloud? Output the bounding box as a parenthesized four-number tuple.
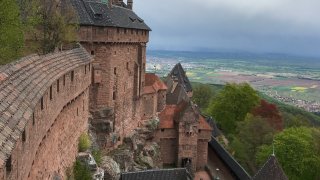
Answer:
(134, 0, 320, 57)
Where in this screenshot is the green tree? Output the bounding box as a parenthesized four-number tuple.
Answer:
(207, 83, 259, 134)
(256, 127, 320, 180)
(230, 114, 274, 174)
(0, 0, 24, 64)
(19, 0, 78, 55)
(192, 84, 214, 109)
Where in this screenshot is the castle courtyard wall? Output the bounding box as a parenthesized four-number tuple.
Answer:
(0, 49, 92, 180)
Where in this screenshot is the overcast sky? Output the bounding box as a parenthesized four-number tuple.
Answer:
(134, 0, 320, 57)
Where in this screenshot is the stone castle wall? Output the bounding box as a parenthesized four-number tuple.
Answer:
(0, 49, 92, 180)
(79, 26, 149, 145)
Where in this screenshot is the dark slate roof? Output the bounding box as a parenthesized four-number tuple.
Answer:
(70, 0, 151, 30)
(168, 63, 192, 93)
(120, 168, 193, 180)
(204, 115, 221, 137)
(253, 155, 288, 180)
(0, 47, 93, 166)
(208, 137, 251, 180)
(166, 83, 190, 105)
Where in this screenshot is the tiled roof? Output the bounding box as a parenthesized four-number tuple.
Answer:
(208, 137, 251, 180)
(0, 47, 93, 166)
(70, 0, 151, 30)
(199, 116, 212, 131)
(158, 105, 176, 129)
(159, 104, 212, 131)
(253, 155, 288, 180)
(168, 63, 192, 93)
(120, 168, 192, 180)
(143, 73, 167, 94)
(166, 84, 190, 105)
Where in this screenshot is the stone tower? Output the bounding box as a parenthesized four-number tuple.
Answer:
(71, 0, 151, 147)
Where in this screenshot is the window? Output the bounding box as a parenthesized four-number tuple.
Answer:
(77, 108, 79, 116)
(117, 28, 120, 33)
(131, 29, 133, 34)
(113, 91, 116, 100)
(126, 62, 129, 70)
(114, 67, 117, 75)
(124, 29, 127, 34)
(32, 113, 35, 125)
(136, 29, 138, 35)
(41, 97, 44, 110)
(6, 156, 12, 173)
(91, 51, 95, 55)
(50, 86, 52, 100)
(198, 129, 201, 133)
(161, 129, 164, 132)
(63, 75, 66, 86)
(57, 79, 59, 93)
(71, 71, 74, 82)
(22, 130, 26, 142)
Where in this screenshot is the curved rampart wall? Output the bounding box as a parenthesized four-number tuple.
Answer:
(0, 47, 92, 180)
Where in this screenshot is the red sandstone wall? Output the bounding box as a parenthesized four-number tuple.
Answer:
(78, 26, 149, 44)
(2, 64, 91, 180)
(80, 25, 149, 142)
(157, 90, 166, 112)
(142, 93, 157, 120)
(197, 140, 209, 170)
(28, 89, 89, 179)
(160, 138, 177, 165)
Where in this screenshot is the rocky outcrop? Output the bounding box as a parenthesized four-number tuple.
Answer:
(100, 119, 161, 177)
(100, 156, 121, 180)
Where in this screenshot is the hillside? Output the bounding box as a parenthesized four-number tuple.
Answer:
(191, 82, 320, 126)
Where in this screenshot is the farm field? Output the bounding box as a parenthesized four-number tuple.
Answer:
(147, 50, 320, 112)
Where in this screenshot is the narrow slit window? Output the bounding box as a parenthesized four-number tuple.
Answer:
(22, 129, 26, 142)
(71, 71, 74, 82)
(113, 91, 116, 100)
(32, 113, 35, 125)
(50, 86, 52, 100)
(6, 156, 12, 173)
(63, 75, 66, 86)
(114, 67, 117, 75)
(57, 79, 60, 93)
(41, 97, 44, 110)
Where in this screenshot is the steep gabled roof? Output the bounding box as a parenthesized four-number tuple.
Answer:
(167, 63, 192, 93)
(143, 73, 167, 94)
(70, 0, 151, 30)
(208, 137, 251, 180)
(120, 168, 192, 180)
(253, 155, 288, 180)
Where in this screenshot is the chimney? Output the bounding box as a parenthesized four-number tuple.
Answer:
(127, 0, 133, 10)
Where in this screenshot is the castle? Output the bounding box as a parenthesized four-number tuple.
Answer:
(0, 0, 288, 179)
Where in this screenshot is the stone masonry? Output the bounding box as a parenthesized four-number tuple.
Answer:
(0, 47, 92, 180)
(72, 0, 152, 148)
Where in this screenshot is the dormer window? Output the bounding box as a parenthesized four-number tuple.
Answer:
(94, 13, 102, 19)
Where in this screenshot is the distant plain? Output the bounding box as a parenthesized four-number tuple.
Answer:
(146, 50, 320, 103)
